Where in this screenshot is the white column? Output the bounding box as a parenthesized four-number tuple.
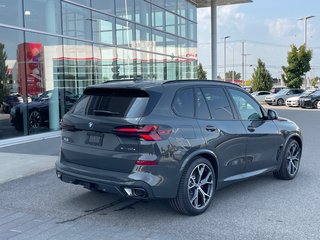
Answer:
(211, 0, 217, 80)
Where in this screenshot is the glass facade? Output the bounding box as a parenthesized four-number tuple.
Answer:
(0, 0, 197, 140)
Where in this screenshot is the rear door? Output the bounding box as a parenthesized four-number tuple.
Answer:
(195, 87, 248, 182)
(227, 88, 283, 173)
(60, 88, 151, 173)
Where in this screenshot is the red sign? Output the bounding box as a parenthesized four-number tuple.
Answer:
(17, 43, 43, 96)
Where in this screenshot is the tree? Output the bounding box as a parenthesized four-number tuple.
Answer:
(251, 58, 273, 91)
(311, 77, 319, 88)
(197, 63, 207, 80)
(225, 70, 241, 81)
(0, 42, 10, 103)
(282, 44, 312, 88)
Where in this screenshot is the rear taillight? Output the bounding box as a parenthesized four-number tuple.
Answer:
(113, 125, 171, 141)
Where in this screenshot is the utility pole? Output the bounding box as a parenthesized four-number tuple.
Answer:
(241, 41, 250, 87)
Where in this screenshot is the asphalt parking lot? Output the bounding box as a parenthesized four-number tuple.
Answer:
(0, 107, 319, 240)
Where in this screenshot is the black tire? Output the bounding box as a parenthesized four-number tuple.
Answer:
(169, 157, 216, 215)
(313, 101, 318, 109)
(273, 139, 301, 180)
(277, 98, 284, 106)
(29, 110, 41, 129)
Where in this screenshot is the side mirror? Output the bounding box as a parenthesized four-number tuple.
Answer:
(267, 109, 278, 120)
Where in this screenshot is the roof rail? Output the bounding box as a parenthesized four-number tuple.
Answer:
(163, 79, 241, 87)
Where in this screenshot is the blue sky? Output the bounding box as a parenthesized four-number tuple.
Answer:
(197, 0, 320, 80)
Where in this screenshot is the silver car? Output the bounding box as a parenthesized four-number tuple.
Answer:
(265, 89, 305, 106)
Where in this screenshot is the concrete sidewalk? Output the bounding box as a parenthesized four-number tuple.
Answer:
(0, 133, 61, 184)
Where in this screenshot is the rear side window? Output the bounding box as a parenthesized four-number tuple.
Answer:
(201, 87, 234, 120)
(72, 88, 149, 118)
(172, 88, 194, 118)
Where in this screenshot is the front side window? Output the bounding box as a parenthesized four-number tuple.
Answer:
(229, 88, 263, 120)
(172, 88, 194, 118)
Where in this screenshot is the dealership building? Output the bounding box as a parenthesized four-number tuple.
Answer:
(0, 0, 251, 142)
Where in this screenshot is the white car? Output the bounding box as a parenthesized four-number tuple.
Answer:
(286, 96, 300, 107)
(251, 91, 271, 103)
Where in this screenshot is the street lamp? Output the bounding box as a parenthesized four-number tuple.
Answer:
(298, 15, 315, 48)
(223, 36, 230, 81)
(298, 15, 315, 88)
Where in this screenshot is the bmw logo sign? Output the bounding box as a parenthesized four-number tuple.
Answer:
(88, 122, 94, 128)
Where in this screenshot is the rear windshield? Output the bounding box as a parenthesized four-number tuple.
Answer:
(72, 88, 149, 118)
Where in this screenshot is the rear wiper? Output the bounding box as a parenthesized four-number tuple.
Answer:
(94, 110, 120, 116)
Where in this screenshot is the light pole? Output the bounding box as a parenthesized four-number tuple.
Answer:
(223, 36, 230, 81)
(298, 15, 315, 88)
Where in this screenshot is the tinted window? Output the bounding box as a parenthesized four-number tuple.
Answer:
(201, 87, 233, 120)
(72, 89, 149, 118)
(229, 89, 263, 120)
(195, 88, 210, 119)
(172, 88, 194, 118)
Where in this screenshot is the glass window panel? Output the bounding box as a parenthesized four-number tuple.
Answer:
(24, 32, 64, 133)
(93, 45, 116, 82)
(92, 0, 115, 15)
(178, 38, 187, 58)
(150, 0, 165, 8)
(188, 21, 197, 41)
(152, 30, 165, 54)
(166, 35, 177, 57)
(136, 51, 154, 80)
(63, 39, 94, 96)
(152, 6, 164, 31)
(0, 27, 25, 138)
(154, 54, 166, 80)
(166, 12, 176, 34)
(62, 2, 92, 40)
(135, 0, 151, 26)
(116, 0, 134, 21)
(188, 2, 196, 22)
(0, 0, 23, 27)
(116, 48, 135, 80)
(178, 16, 186, 38)
(135, 25, 152, 52)
(92, 12, 115, 45)
(165, 0, 177, 13)
(116, 19, 134, 47)
(24, 0, 61, 34)
(177, 0, 187, 17)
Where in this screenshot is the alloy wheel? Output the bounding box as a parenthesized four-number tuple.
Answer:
(188, 163, 214, 210)
(29, 111, 41, 128)
(286, 141, 301, 177)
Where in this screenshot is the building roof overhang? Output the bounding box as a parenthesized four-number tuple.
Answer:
(193, 0, 252, 8)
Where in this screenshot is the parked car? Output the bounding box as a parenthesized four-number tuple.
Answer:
(56, 80, 302, 215)
(318, 101, 320, 109)
(10, 89, 78, 131)
(286, 90, 316, 107)
(299, 90, 320, 109)
(251, 91, 271, 103)
(265, 89, 305, 106)
(1, 93, 31, 113)
(271, 86, 286, 94)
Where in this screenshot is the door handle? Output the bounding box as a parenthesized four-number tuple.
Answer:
(206, 126, 217, 132)
(247, 125, 255, 132)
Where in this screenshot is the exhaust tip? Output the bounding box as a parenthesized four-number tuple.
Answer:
(124, 187, 147, 198)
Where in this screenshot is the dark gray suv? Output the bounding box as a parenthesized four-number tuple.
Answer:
(56, 80, 302, 215)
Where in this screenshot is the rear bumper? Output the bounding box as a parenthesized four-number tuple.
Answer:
(55, 158, 179, 199)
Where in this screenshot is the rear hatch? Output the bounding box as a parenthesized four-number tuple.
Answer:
(60, 87, 153, 173)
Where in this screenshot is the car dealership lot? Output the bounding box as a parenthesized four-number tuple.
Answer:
(0, 108, 320, 240)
